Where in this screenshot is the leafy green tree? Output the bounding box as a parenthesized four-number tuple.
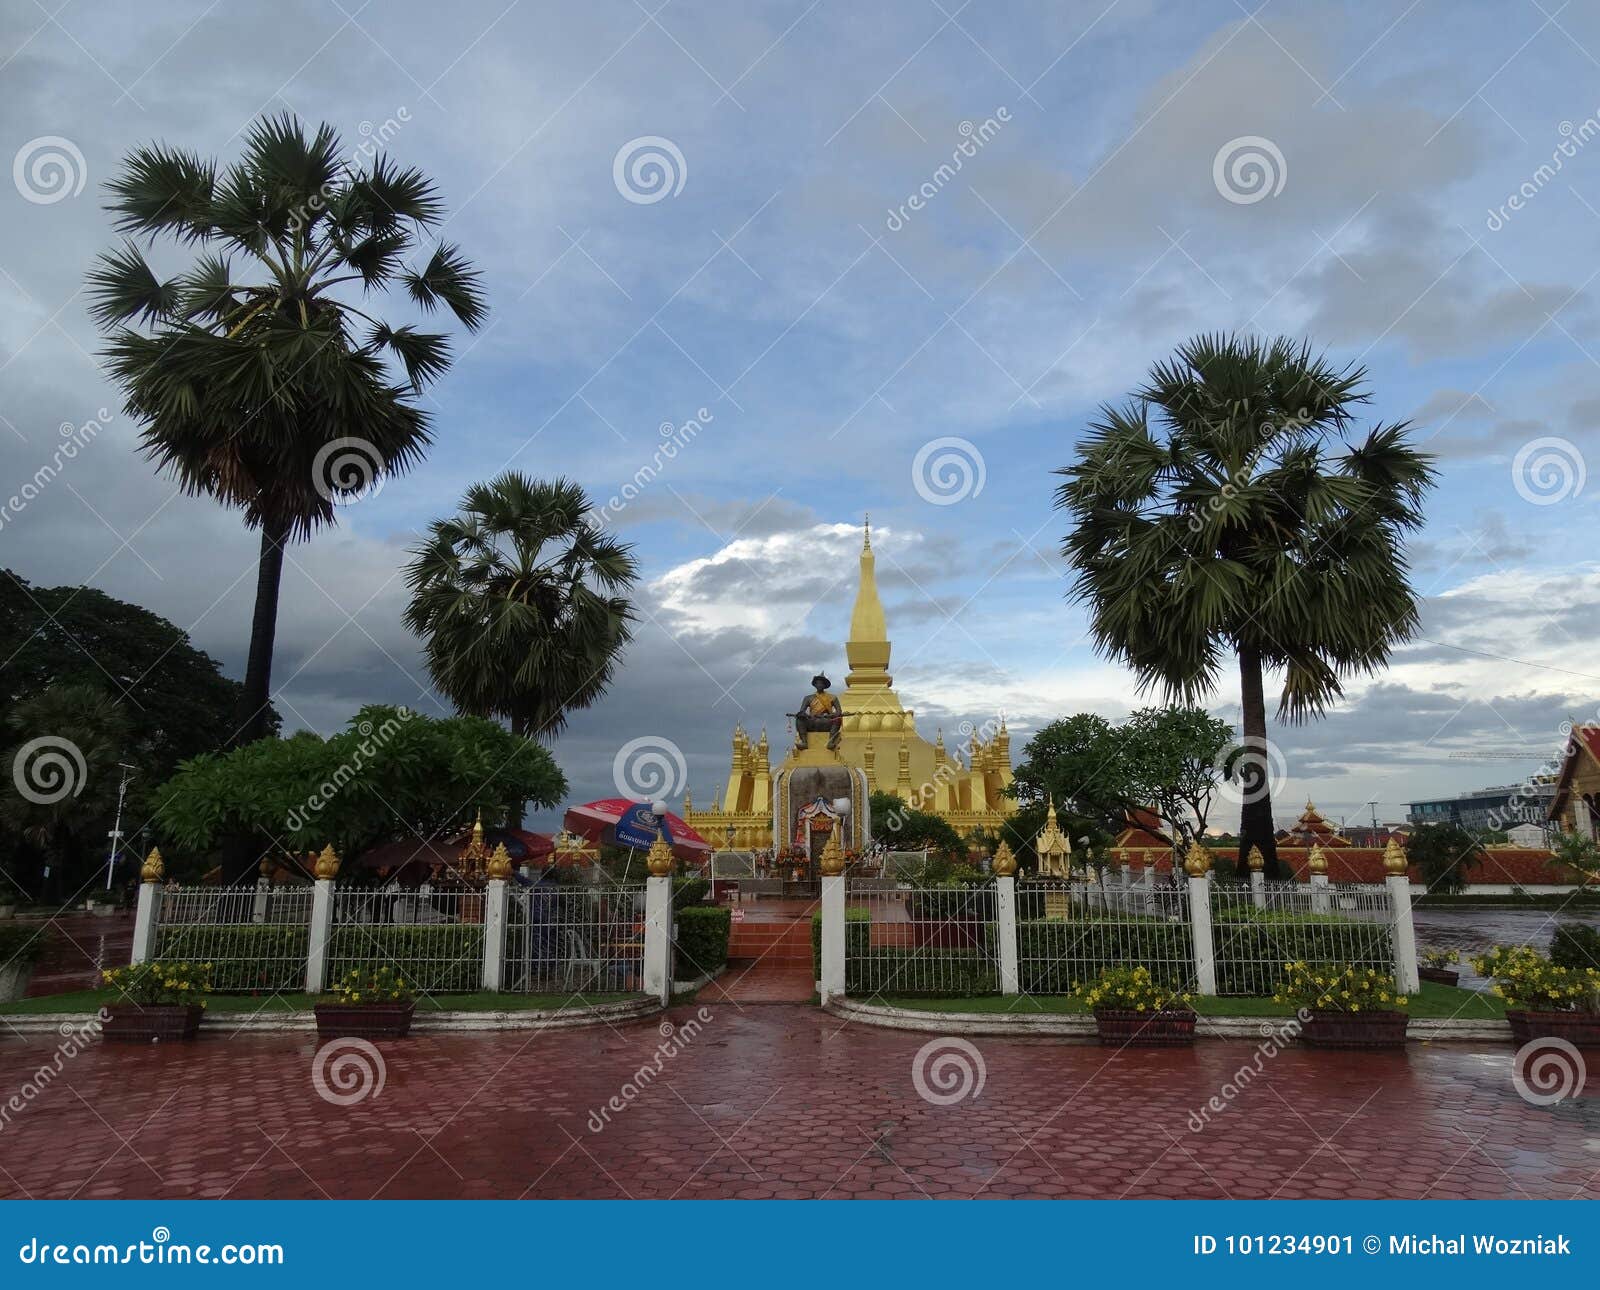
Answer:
(1549, 831, 1600, 881)
(152, 705, 565, 866)
(1, 570, 276, 775)
(1121, 705, 1233, 845)
(404, 473, 638, 740)
(1055, 334, 1434, 874)
(1404, 822, 1485, 893)
(1011, 713, 1136, 827)
(870, 790, 967, 862)
(1, 684, 132, 901)
(88, 113, 485, 745)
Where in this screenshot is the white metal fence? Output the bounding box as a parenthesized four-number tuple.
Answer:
(503, 885, 645, 994)
(152, 886, 313, 993)
(326, 887, 486, 994)
(841, 882, 1001, 997)
(1015, 879, 1196, 994)
(1209, 880, 1394, 996)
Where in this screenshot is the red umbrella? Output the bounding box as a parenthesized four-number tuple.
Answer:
(563, 798, 711, 862)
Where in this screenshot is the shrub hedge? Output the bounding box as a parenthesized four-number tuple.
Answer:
(676, 906, 731, 976)
(326, 924, 484, 994)
(1551, 921, 1600, 971)
(155, 924, 309, 992)
(1017, 916, 1193, 993)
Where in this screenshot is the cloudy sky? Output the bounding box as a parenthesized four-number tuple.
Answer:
(1, 0, 1595, 834)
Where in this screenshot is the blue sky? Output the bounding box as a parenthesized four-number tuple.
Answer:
(1, 0, 1595, 833)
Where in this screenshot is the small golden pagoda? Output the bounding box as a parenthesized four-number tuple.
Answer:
(687, 520, 1015, 848)
(1035, 797, 1073, 878)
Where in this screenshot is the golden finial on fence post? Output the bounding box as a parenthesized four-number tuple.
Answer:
(645, 833, 676, 877)
(1183, 839, 1213, 877)
(140, 847, 164, 884)
(991, 839, 1017, 877)
(314, 844, 341, 880)
(486, 842, 513, 881)
(1382, 835, 1408, 875)
(1246, 844, 1265, 872)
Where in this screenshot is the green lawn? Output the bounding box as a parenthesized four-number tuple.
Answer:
(870, 980, 1505, 1021)
(0, 988, 645, 1016)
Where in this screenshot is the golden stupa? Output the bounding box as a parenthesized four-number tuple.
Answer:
(687, 520, 1015, 849)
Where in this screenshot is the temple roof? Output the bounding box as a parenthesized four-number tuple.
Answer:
(1278, 798, 1351, 846)
(1549, 724, 1600, 819)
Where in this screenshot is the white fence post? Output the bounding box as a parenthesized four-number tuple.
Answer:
(996, 874, 1019, 996)
(643, 874, 673, 1006)
(305, 878, 335, 995)
(1249, 869, 1266, 911)
(481, 878, 509, 991)
(251, 874, 270, 923)
(820, 872, 846, 1003)
(130, 880, 161, 965)
(1387, 873, 1420, 994)
(1310, 872, 1330, 915)
(1187, 873, 1217, 996)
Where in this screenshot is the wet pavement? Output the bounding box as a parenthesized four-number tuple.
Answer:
(0, 1003, 1593, 1199)
(13, 912, 133, 997)
(1412, 907, 1600, 989)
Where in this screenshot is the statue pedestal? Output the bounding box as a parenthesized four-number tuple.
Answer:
(773, 748, 870, 862)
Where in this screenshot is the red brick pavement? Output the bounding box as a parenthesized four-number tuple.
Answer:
(0, 1004, 1593, 1200)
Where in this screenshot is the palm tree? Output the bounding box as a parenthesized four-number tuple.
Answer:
(1055, 334, 1435, 874)
(404, 473, 639, 753)
(87, 113, 485, 746)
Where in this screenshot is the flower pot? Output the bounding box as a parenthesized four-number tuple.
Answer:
(1419, 966, 1459, 986)
(1093, 1007, 1197, 1047)
(102, 1004, 204, 1043)
(314, 1001, 414, 1039)
(1505, 1009, 1600, 1048)
(1299, 1010, 1409, 1049)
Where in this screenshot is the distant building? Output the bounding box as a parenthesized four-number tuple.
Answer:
(1549, 725, 1600, 841)
(1506, 822, 1548, 848)
(1407, 780, 1556, 832)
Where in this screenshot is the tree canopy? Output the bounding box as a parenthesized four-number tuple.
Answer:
(152, 705, 565, 864)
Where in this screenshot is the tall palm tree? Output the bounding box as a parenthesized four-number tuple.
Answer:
(404, 474, 639, 749)
(88, 113, 485, 746)
(1055, 334, 1435, 873)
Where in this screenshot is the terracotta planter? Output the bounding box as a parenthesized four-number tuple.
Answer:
(314, 1001, 415, 1039)
(1506, 1009, 1600, 1048)
(1419, 966, 1459, 987)
(1093, 1007, 1197, 1047)
(102, 1004, 204, 1043)
(1299, 1009, 1409, 1049)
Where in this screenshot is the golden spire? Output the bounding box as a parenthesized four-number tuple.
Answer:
(1183, 839, 1213, 877)
(845, 516, 891, 692)
(1307, 842, 1327, 874)
(1035, 796, 1072, 877)
(314, 844, 341, 880)
(1383, 835, 1408, 875)
(486, 842, 513, 881)
(141, 846, 165, 884)
(1245, 844, 1265, 872)
(991, 840, 1017, 876)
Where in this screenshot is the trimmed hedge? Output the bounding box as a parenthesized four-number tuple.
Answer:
(676, 906, 731, 976)
(0, 923, 47, 967)
(1017, 916, 1193, 993)
(1551, 921, 1600, 971)
(326, 924, 484, 994)
(1209, 910, 1392, 996)
(673, 877, 711, 907)
(155, 924, 308, 992)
